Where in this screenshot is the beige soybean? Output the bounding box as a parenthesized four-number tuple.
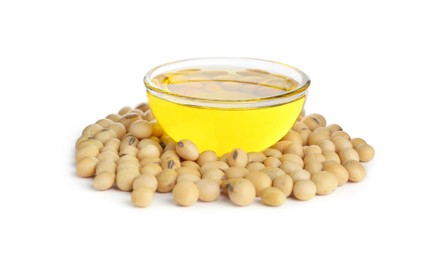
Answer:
(117, 113, 142, 129)
(82, 124, 104, 137)
(176, 173, 201, 183)
(137, 145, 161, 160)
(263, 157, 281, 168)
(245, 171, 272, 196)
(246, 162, 265, 172)
(176, 166, 201, 177)
(77, 138, 103, 151)
(96, 118, 114, 128)
(356, 144, 375, 162)
(202, 168, 225, 185)
(311, 171, 338, 195)
(164, 142, 176, 152)
(77, 157, 99, 178)
(303, 145, 322, 156)
(107, 122, 126, 139)
(116, 168, 140, 191)
(313, 126, 331, 136)
(93, 128, 116, 144)
(318, 139, 335, 153)
(129, 108, 144, 116)
(172, 182, 199, 206)
(118, 106, 132, 116)
(135, 102, 150, 112)
(302, 115, 322, 131)
(95, 161, 117, 175)
(97, 151, 119, 163)
(260, 167, 285, 180)
(176, 140, 199, 161)
(332, 131, 351, 140)
(326, 124, 343, 134)
(309, 113, 327, 127)
(119, 146, 139, 157)
(271, 140, 293, 153)
(131, 187, 154, 208)
(128, 120, 153, 139)
(292, 121, 309, 132)
(308, 132, 329, 146)
(195, 179, 220, 202)
(200, 161, 229, 174)
(76, 145, 100, 161)
(156, 169, 178, 192)
(260, 187, 286, 206)
(343, 160, 366, 182)
(332, 137, 353, 152)
(93, 172, 116, 191)
(351, 138, 366, 148)
(282, 131, 302, 144)
(100, 147, 118, 155)
(293, 180, 316, 201)
(75, 135, 90, 149)
(143, 110, 156, 121)
(283, 142, 304, 157)
(339, 147, 360, 163)
(227, 148, 248, 167)
(100, 150, 118, 159)
(105, 138, 121, 151)
(303, 153, 325, 165)
(298, 129, 311, 145)
(133, 174, 158, 191)
(140, 163, 162, 176)
(181, 160, 200, 169)
(247, 152, 266, 163)
(137, 139, 163, 153)
(279, 161, 302, 174)
(280, 154, 304, 167)
(120, 135, 139, 149)
(288, 169, 311, 182)
(272, 174, 293, 197)
(262, 148, 282, 158)
(148, 135, 161, 144)
(322, 161, 349, 186)
(197, 150, 218, 166)
(225, 166, 249, 179)
(117, 164, 140, 173)
(322, 151, 341, 164)
(106, 113, 121, 121)
(226, 178, 256, 206)
(160, 150, 179, 161)
(140, 156, 161, 167)
(219, 153, 229, 163)
(117, 155, 139, 165)
(304, 161, 323, 175)
(160, 156, 181, 170)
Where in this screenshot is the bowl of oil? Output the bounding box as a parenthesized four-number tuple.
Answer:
(144, 57, 310, 155)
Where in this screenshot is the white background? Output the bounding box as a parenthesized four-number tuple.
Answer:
(1, 0, 441, 259)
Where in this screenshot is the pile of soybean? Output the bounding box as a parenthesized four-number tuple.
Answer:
(75, 103, 375, 207)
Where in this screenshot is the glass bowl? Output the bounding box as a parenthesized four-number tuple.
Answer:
(144, 57, 310, 155)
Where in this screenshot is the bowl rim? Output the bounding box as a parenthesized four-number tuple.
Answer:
(144, 57, 310, 109)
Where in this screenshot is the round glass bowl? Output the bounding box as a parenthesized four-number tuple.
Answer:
(144, 57, 310, 155)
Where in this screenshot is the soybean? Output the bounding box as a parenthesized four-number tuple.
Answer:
(226, 178, 256, 206)
(176, 140, 199, 161)
(261, 187, 286, 206)
(172, 182, 199, 206)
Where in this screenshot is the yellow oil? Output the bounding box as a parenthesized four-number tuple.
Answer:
(147, 67, 306, 155)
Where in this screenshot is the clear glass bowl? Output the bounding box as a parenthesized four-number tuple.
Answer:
(144, 57, 310, 155)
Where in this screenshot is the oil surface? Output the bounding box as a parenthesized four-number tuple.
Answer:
(148, 67, 305, 155)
